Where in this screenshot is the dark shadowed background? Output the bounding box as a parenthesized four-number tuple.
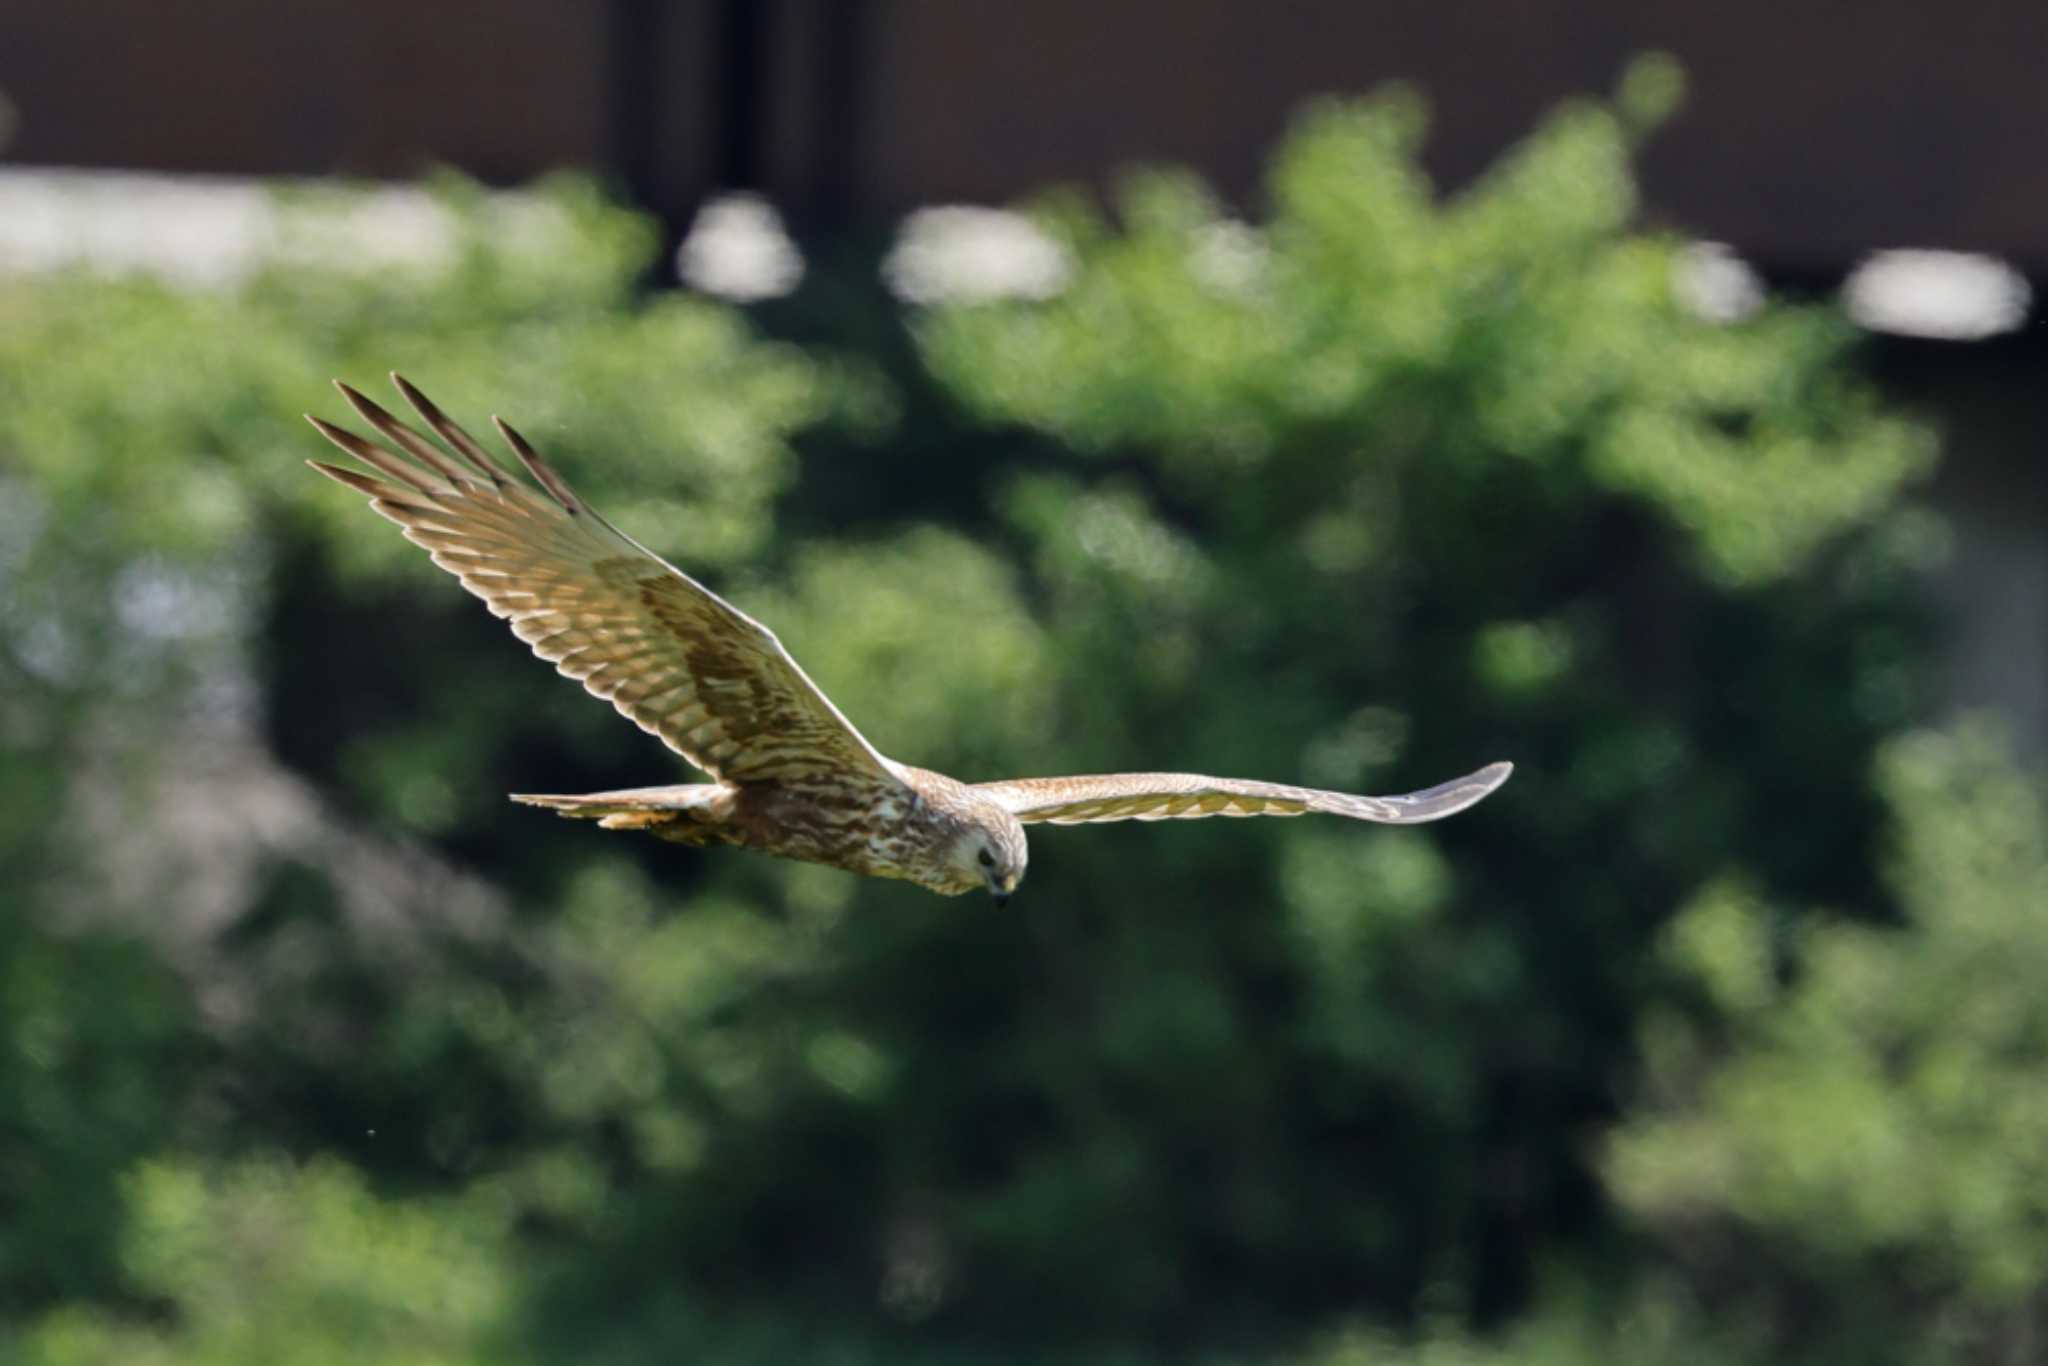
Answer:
(2, 5, 2045, 1363)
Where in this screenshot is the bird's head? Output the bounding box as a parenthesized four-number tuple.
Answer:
(948, 802, 1028, 907)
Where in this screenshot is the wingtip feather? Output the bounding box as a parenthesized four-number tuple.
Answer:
(1386, 759, 1514, 823)
(493, 415, 581, 514)
(305, 457, 386, 498)
(389, 373, 511, 489)
(303, 412, 448, 497)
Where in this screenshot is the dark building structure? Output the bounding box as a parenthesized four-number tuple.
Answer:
(6, 1, 2048, 268)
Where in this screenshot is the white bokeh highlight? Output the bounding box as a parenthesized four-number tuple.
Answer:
(883, 206, 1072, 305)
(675, 193, 805, 302)
(1844, 249, 2031, 340)
(1674, 240, 1766, 324)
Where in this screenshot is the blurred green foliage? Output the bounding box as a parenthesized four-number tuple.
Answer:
(1, 65, 2043, 1364)
(16, 1158, 515, 1366)
(1611, 724, 2048, 1361)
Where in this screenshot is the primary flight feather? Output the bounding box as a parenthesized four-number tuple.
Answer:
(307, 377, 1512, 905)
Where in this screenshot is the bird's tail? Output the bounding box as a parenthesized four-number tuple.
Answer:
(510, 784, 734, 832)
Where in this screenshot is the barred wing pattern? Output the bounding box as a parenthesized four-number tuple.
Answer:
(975, 762, 1512, 827)
(306, 377, 908, 794)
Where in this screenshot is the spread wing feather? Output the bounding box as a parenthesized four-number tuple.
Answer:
(975, 762, 1512, 826)
(307, 376, 908, 795)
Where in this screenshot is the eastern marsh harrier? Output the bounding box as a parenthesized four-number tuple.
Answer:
(307, 377, 1511, 905)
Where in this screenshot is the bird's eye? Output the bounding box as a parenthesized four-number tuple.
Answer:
(978, 849, 995, 868)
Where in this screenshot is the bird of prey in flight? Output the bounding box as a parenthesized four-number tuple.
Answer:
(307, 377, 1512, 906)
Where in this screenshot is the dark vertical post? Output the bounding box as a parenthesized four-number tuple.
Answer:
(806, 0, 869, 226)
(717, 0, 771, 191)
(608, 0, 687, 285)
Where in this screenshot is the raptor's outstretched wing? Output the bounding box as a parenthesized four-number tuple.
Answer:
(307, 376, 908, 794)
(974, 761, 1511, 826)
